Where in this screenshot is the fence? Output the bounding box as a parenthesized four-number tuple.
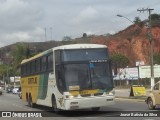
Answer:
(114, 78, 160, 88)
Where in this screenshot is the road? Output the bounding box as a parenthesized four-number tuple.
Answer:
(0, 91, 159, 120)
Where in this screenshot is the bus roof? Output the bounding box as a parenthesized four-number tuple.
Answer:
(53, 44, 107, 50)
(21, 44, 107, 64)
(21, 49, 53, 64)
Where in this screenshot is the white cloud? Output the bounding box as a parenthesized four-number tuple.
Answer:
(0, 0, 44, 31)
(0, 27, 45, 47)
(0, 0, 160, 47)
(72, 6, 98, 24)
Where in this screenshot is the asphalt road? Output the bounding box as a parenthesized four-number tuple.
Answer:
(0, 91, 159, 120)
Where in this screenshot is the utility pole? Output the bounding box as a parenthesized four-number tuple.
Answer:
(44, 27, 47, 42)
(50, 27, 53, 40)
(137, 8, 154, 90)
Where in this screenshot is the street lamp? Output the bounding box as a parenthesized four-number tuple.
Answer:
(117, 14, 134, 23)
(117, 14, 154, 90)
(117, 14, 142, 30)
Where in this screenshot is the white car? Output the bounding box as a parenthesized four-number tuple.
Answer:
(12, 88, 19, 94)
(0, 87, 2, 95)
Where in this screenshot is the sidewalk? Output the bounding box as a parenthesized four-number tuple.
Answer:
(115, 88, 150, 102)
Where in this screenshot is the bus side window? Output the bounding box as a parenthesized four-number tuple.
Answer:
(31, 61, 35, 74)
(55, 50, 61, 65)
(47, 54, 53, 71)
(21, 65, 25, 76)
(26, 63, 30, 75)
(42, 56, 47, 71)
(36, 58, 41, 73)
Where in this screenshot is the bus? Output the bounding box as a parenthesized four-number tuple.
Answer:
(20, 44, 115, 111)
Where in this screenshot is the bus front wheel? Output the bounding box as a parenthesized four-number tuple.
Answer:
(52, 95, 60, 113)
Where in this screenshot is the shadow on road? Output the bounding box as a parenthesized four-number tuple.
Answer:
(25, 104, 123, 117)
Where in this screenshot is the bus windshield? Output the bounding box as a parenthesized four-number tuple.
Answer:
(64, 61, 113, 91)
(55, 48, 113, 92)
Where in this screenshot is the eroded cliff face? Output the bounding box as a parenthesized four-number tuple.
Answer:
(91, 25, 160, 66)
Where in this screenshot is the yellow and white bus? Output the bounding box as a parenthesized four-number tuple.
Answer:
(20, 44, 115, 111)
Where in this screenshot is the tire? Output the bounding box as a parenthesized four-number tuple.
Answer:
(52, 95, 60, 113)
(91, 107, 100, 111)
(28, 96, 36, 108)
(147, 98, 155, 110)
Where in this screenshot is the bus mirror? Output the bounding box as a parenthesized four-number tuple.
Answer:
(89, 63, 94, 68)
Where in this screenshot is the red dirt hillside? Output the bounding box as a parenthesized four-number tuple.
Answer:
(91, 24, 160, 66)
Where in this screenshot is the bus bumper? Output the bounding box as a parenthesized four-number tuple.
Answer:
(63, 96, 115, 110)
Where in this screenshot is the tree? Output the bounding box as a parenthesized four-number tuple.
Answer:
(154, 53, 160, 64)
(150, 13, 160, 27)
(134, 17, 141, 24)
(151, 14, 160, 21)
(83, 33, 87, 38)
(62, 36, 73, 45)
(110, 53, 130, 68)
(11, 43, 28, 76)
(110, 53, 130, 75)
(0, 64, 8, 76)
(62, 36, 72, 41)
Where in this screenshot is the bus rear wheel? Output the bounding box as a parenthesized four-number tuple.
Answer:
(28, 96, 36, 108)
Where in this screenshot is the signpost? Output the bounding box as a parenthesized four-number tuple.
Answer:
(130, 86, 146, 97)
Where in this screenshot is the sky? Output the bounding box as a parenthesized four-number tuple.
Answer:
(0, 0, 160, 47)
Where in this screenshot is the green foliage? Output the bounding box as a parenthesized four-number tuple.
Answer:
(154, 53, 160, 64)
(134, 17, 144, 28)
(151, 14, 160, 20)
(83, 33, 87, 38)
(150, 14, 160, 27)
(133, 29, 141, 36)
(110, 53, 130, 68)
(62, 36, 73, 45)
(62, 36, 72, 41)
(134, 17, 141, 24)
(0, 64, 8, 76)
(11, 43, 28, 75)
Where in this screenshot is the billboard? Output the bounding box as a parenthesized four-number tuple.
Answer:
(139, 65, 160, 78)
(113, 67, 139, 80)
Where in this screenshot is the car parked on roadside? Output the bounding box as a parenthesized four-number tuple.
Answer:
(6, 87, 13, 93)
(12, 87, 19, 94)
(146, 81, 160, 110)
(0, 87, 2, 95)
(6, 86, 13, 93)
(18, 91, 22, 99)
(17, 87, 22, 99)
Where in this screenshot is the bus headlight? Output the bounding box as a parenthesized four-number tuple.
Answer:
(65, 95, 74, 99)
(63, 92, 74, 99)
(108, 88, 115, 96)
